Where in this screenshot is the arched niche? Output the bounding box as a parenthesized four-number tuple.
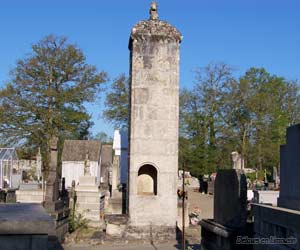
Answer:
(137, 164, 157, 195)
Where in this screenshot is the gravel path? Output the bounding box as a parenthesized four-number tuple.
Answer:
(62, 188, 213, 250)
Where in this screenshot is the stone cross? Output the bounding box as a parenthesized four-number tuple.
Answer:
(149, 1, 159, 20)
(36, 147, 42, 181)
(84, 151, 91, 176)
(44, 137, 60, 205)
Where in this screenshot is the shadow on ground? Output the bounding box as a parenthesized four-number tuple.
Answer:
(173, 227, 201, 250)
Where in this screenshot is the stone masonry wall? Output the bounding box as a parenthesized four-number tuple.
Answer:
(129, 35, 180, 228)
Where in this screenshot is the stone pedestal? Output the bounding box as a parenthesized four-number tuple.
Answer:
(76, 176, 99, 192)
(105, 214, 128, 237)
(76, 175, 102, 224)
(106, 190, 123, 215)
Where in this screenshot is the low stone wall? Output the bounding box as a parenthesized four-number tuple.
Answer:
(125, 225, 176, 241)
(105, 214, 176, 241)
(16, 189, 43, 203)
(253, 190, 279, 206)
(252, 204, 300, 250)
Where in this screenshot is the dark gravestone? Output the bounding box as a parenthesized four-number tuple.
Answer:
(278, 124, 300, 210)
(42, 137, 69, 242)
(214, 169, 247, 229)
(43, 137, 62, 212)
(200, 169, 250, 250)
(0, 190, 6, 203)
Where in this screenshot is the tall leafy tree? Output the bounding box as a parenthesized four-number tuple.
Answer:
(180, 64, 300, 176)
(180, 63, 234, 175)
(103, 74, 129, 129)
(101, 63, 300, 177)
(223, 68, 300, 170)
(0, 35, 107, 175)
(92, 131, 113, 144)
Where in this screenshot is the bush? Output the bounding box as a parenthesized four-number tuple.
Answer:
(69, 211, 89, 233)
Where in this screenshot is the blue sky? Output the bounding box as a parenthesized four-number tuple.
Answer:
(0, 0, 299, 137)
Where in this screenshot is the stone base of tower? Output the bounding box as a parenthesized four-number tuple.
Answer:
(125, 224, 176, 241)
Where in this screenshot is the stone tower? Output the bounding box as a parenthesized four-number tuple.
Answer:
(127, 2, 182, 239)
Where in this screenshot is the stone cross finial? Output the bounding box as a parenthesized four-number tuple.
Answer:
(149, 1, 159, 20)
(84, 150, 91, 176)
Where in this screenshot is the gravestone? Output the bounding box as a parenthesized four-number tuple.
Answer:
(278, 124, 300, 210)
(106, 155, 122, 215)
(137, 174, 154, 195)
(200, 169, 250, 250)
(76, 151, 103, 225)
(273, 166, 279, 188)
(214, 169, 247, 229)
(231, 152, 244, 170)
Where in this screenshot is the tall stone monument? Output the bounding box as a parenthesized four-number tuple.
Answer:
(43, 137, 69, 241)
(127, 2, 182, 239)
(44, 137, 61, 212)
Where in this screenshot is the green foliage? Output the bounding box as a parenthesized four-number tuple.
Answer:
(101, 63, 300, 177)
(103, 74, 129, 129)
(69, 211, 89, 233)
(0, 35, 107, 174)
(246, 172, 256, 182)
(179, 63, 234, 175)
(92, 131, 113, 144)
(180, 63, 300, 175)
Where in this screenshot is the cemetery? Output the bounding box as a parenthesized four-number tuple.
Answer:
(0, 1, 299, 250)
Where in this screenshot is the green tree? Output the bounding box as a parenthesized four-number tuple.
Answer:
(180, 63, 234, 176)
(0, 35, 107, 175)
(103, 74, 129, 128)
(92, 131, 113, 144)
(223, 68, 300, 170)
(180, 65, 300, 176)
